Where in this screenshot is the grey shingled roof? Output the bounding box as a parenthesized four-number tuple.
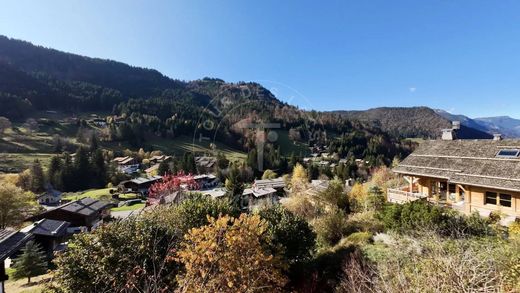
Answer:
(0, 229, 33, 260)
(394, 139, 520, 192)
(20, 219, 70, 237)
(36, 197, 111, 218)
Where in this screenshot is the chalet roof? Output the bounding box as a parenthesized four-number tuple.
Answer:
(20, 219, 70, 237)
(0, 229, 33, 260)
(243, 187, 277, 198)
(254, 177, 286, 189)
(394, 139, 520, 192)
(113, 156, 129, 162)
(149, 155, 172, 163)
(202, 188, 227, 199)
(145, 164, 159, 173)
(129, 175, 162, 185)
(34, 197, 111, 219)
(195, 156, 217, 168)
(193, 174, 217, 180)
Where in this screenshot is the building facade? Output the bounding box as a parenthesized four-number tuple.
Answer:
(389, 139, 520, 222)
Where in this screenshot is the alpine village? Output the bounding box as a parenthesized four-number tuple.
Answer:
(0, 34, 519, 293)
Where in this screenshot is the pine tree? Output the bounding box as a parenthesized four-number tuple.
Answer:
(225, 163, 244, 209)
(53, 136, 63, 153)
(29, 159, 45, 192)
(11, 241, 47, 284)
(90, 149, 107, 188)
(89, 132, 99, 152)
(158, 160, 170, 175)
(74, 147, 91, 190)
(47, 156, 62, 190)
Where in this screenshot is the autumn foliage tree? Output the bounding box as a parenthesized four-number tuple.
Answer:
(176, 214, 288, 292)
(147, 172, 199, 205)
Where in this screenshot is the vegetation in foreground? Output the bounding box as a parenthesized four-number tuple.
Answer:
(38, 166, 520, 293)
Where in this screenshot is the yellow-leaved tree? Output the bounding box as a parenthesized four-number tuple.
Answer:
(176, 214, 287, 293)
(290, 163, 308, 193)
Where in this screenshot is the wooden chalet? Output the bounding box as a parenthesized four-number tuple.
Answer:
(390, 138, 520, 222)
(20, 219, 70, 260)
(29, 197, 112, 230)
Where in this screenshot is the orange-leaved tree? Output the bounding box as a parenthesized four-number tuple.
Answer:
(147, 172, 199, 205)
(175, 214, 288, 293)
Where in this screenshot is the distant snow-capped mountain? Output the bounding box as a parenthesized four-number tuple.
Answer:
(435, 109, 520, 138)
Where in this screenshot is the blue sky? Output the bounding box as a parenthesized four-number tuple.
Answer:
(1, 0, 520, 118)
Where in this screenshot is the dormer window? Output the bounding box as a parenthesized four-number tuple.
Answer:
(496, 149, 520, 158)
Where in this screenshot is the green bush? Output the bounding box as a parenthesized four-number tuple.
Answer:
(52, 194, 240, 292)
(313, 208, 350, 247)
(258, 205, 316, 264)
(377, 201, 493, 237)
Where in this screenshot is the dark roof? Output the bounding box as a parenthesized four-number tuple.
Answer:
(394, 139, 520, 192)
(0, 229, 33, 260)
(37, 197, 111, 218)
(21, 219, 70, 237)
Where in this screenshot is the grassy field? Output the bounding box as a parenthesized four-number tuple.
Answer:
(0, 153, 54, 173)
(103, 136, 247, 161)
(5, 271, 52, 293)
(62, 188, 139, 201)
(111, 202, 145, 212)
(274, 130, 310, 156)
(62, 188, 115, 201)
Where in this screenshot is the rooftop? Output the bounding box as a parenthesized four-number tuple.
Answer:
(254, 177, 286, 189)
(129, 175, 163, 185)
(0, 229, 32, 260)
(35, 197, 111, 218)
(394, 139, 520, 192)
(20, 219, 70, 237)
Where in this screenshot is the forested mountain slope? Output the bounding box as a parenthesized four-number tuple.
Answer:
(334, 107, 492, 139)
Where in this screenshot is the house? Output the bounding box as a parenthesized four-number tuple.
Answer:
(149, 155, 172, 165)
(144, 164, 160, 176)
(253, 177, 286, 190)
(113, 156, 139, 174)
(37, 188, 62, 205)
(389, 138, 520, 223)
(201, 188, 227, 199)
(0, 229, 33, 290)
(119, 175, 162, 196)
(20, 219, 70, 260)
(29, 197, 112, 231)
(195, 156, 217, 173)
(193, 174, 219, 189)
(242, 187, 278, 210)
(311, 179, 330, 191)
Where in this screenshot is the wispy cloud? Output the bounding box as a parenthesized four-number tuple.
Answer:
(408, 87, 416, 93)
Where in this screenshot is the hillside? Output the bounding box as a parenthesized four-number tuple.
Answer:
(0, 35, 413, 172)
(334, 107, 492, 139)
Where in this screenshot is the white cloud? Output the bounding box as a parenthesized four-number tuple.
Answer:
(409, 87, 416, 93)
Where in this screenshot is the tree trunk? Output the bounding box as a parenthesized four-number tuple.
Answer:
(28, 276, 31, 284)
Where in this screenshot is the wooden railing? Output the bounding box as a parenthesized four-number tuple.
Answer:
(387, 188, 428, 204)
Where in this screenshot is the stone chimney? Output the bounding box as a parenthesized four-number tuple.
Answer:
(441, 121, 460, 141)
(452, 121, 461, 130)
(442, 129, 455, 140)
(493, 133, 503, 141)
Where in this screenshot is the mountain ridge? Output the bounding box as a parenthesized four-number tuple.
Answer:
(332, 107, 492, 139)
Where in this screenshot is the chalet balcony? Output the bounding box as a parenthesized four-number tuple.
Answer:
(387, 187, 428, 204)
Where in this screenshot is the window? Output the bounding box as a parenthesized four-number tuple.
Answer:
(449, 184, 456, 194)
(485, 192, 497, 205)
(496, 149, 520, 158)
(499, 194, 512, 208)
